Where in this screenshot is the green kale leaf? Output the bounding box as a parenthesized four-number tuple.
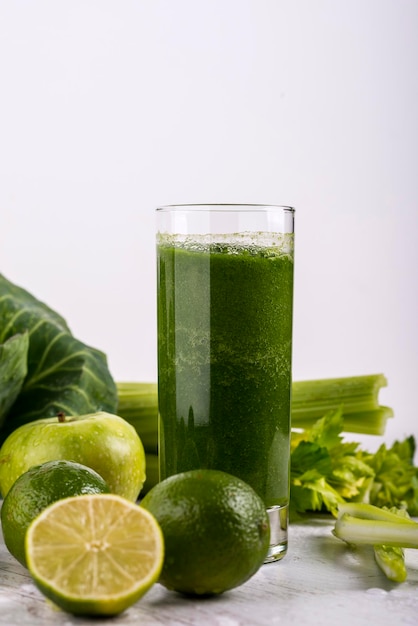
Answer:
(0, 333, 29, 424)
(0, 274, 118, 441)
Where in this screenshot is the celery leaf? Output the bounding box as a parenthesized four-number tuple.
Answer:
(361, 438, 418, 515)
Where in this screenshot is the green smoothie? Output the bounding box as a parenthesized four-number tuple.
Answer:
(157, 233, 294, 508)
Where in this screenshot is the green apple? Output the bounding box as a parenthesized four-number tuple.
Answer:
(0, 412, 146, 501)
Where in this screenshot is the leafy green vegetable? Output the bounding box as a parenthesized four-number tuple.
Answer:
(290, 409, 418, 518)
(0, 333, 29, 424)
(291, 409, 368, 516)
(289, 438, 344, 516)
(361, 437, 418, 515)
(0, 274, 118, 441)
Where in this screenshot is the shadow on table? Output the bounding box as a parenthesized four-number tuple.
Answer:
(145, 584, 232, 610)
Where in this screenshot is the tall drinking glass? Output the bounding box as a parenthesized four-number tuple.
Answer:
(156, 204, 295, 562)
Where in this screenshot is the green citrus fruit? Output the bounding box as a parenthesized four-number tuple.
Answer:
(25, 494, 164, 616)
(141, 469, 270, 595)
(0, 411, 146, 501)
(1, 459, 109, 566)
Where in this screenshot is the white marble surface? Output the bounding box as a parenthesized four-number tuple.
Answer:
(0, 516, 417, 626)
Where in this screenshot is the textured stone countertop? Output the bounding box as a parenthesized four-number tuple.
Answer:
(0, 515, 417, 626)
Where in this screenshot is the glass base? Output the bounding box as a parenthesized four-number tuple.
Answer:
(264, 504, 288, 563)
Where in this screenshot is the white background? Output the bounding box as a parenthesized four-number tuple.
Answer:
(0, 1, 417, 451)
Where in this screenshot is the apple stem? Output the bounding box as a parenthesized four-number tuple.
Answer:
(57, 412, 66, 423)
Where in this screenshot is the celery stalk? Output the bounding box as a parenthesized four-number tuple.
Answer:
(291, 374, 392, 435)
(333, 502, 415, 582)
(374, 545, 407, 582)
(337, 502, 417, 525)
(116, 382, 158, 453)
(333, 514, 418, 548)
(117, 374, 392, 444)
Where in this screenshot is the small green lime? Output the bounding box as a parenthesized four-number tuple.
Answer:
(141, 469, 270, 596)
(1, 460, 109, 567)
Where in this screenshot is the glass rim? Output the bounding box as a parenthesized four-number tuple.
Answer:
(156, 203, 295, 213)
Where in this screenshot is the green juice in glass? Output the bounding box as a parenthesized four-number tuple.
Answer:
(157, 232, 294, 520)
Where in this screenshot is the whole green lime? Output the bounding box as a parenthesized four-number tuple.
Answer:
(141, 469, 270, 596)
(1, 459, 109, 567)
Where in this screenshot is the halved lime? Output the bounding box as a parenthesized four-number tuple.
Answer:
(25, 494, 164, 616)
